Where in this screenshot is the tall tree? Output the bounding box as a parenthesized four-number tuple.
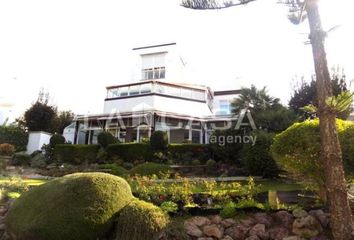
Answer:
(232, 85, 296, 132)
(51, 111, 75, 134)
(181, 0, 354, 238)
(290, 69, 351, 119)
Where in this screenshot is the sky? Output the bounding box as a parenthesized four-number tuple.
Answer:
(1, 0, 354, 124)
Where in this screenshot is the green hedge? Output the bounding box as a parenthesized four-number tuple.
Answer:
(0, 126, 28, 152)
(6, 173, 134, 240)
(11, 152, 31, 166)
(167, 144, 211, 164)
(54, 144, 99, 165)
(98, 164, 128, 176)
(106, 143, 151, 163)
(114, 199, 169, 240)
(129, 162, 172, 177)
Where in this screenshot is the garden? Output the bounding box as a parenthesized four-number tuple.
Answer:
(0, 118, 353, 240)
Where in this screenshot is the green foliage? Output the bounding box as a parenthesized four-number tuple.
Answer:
(168, 144, 211, 164)
(50, 134, 66, 147)
(98, 163, 128, 176)
(220, 201, 237, 218)
(0, 126, 28, 152)
(289, 70, 353, 119)
(6, 173, 134, 240)
(11, 152, 31, 166)
(0, 143, 15, 156)
(271, 119, 354, 190)
(106, 143, 150, 163)
(150, 131, 168, 151)
(160, 201, 178, 214)
(241, 131, 279, 178)
(206, 159, 216, 167)
(129, 162, 172, 177)
(30, 153, 47, 169)
(51, 110, 75, 134)
(96, 147, 108, 163)
(114, 199, 169, 240)
(22, 101, 57, 132)
(0, 176, 29, 201)
(97, 131, 117, 148)
(191, 159, 201, 166)
(54, 144, 100, 165)
(325, 91, 354, 113)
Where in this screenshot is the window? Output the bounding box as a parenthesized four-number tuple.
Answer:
(192, 90, 205, 101)
(165, 85, 181, 96)
(140, 83, 152, 94)
(120, 86, 129, 97)
(141, 53, 166, 80)
(181, 88, 192, 98)
(219, 100, 231, 114)
(129, 85, 140, 96)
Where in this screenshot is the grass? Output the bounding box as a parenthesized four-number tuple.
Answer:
(0, 178, 47, 186)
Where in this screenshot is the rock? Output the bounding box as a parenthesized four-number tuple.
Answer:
(211, 215, 222, 224)
(240, 217, 257, 227)
(221, 236, 234, 240)
(283, 236, 304, 240)
(203, 224, 224, 239)
(0, 223, 5, 230)
(253, 212, 273, 228)
(189, 216, 211, 227)
(0, 207, 8, 216)
(224, 224, 249, 240)
(197, 238, 214, 240)
(292, 209, 308, 218)
(308, 210, 329, 228)
(292, 215, 323, 238)
(245, 236, 260, 240)
(184, 222, 203, 238)
(267, 226, 289, 240)
(310, 234, 329, 240)
(273, 210, 294, 227)
(221, 218, 236, 228)
(249, 223, 268, 240)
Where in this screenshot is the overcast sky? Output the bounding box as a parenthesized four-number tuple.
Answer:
(1, 0, 353, 123)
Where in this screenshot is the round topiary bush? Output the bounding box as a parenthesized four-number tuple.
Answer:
(129, 162, 172, 177)
(49, 134, 65, 147)
(6, 172, 134, 240)
(97, 131, 117, 148)
(113, 199, 169, 240)
(150, 131, 168, 151)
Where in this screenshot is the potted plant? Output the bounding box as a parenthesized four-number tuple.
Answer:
(0, 143, 15, 170)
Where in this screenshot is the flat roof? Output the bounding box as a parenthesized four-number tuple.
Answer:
(214, 90, 241, 96)
(132, 43, 176, 51)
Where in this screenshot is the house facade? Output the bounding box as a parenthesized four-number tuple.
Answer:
(64, 43, 240, 144)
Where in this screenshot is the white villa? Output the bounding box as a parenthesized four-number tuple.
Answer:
(64, 43, 240, 145)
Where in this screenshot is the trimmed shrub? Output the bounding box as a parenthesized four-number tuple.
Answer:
(54, 144, 99, 165)
(11, 152, 31, 166)
(241, 131, 279, 178)
(97, 131, 117, 148)
(206, 159, 216, 167)
(6, 172, 134, 240)
(106, 143, 150, 163)
(168, 144, 211, 164)
(220, 201, 237, 218)
(96, 147, 108, 163)
(114, 199, 169, 240)
(0, 126, 28, 152)
(129, 162, 172, 177)
(271, 119, 354, 190)
(30, 153, 47, 169)
(98, 164, 128, 176)
(150, 131, 168, 151)
(49, 134, 66, 147)
(0, 143, 15, 156)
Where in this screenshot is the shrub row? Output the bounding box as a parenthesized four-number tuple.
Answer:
(0, 126, 28, 152)
(106, 143, 151, 163)
(54, 144, 99, 165)
(167, 144, 211, 164)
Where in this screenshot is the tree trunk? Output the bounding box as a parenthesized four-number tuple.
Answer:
(306, 1, 354, 239)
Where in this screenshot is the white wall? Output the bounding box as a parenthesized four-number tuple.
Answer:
(26, 132, 52, 154)
(103, 95, 212, 117)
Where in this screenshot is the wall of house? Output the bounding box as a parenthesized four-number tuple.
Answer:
(26, 131, 52, 154)
(103, 95, 212, 117)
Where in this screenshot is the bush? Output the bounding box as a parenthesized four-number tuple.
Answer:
(97, 132, 117, 148)
(106, 143, 151, 163)
(0, 126, 28, 152)
(96, 147, 108, 163)
(160, 201, 178, 214)
(11, 152, 31, 166)
(49, 134, 66, 147)
(271, 119, 354, 191)
(191, 159, 201, 166)
(168, 144, 211, 164)
(6, 173, 134, 240)
(0, 143, 15, 156)
(241, 131, 279, 178)
(129, 162, 172, 177)
(150, 131, 168, 151)
(114, 199, 169, 240)
(30, 153, 47, 169)
(206, 159, 216, 167)
(98, 164, 128, 176)
(54, 144, 99, 165)
(220, 201, 237, 218)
